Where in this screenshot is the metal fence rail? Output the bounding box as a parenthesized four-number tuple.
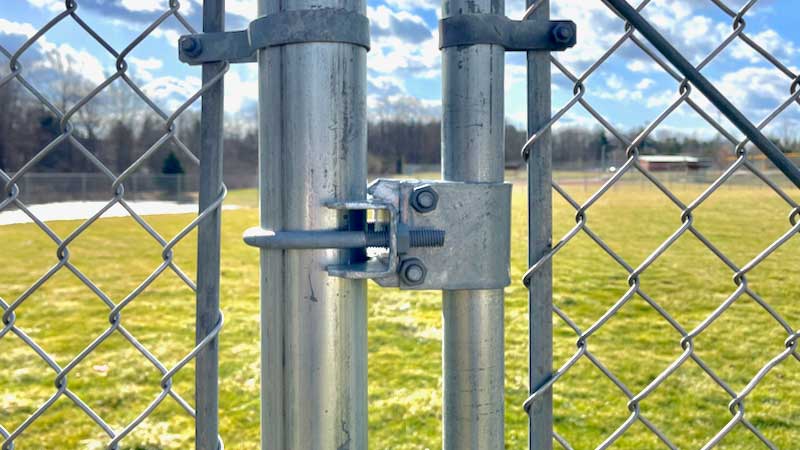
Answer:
(523, 0, 800, 449)
(0, 1, 225, 449)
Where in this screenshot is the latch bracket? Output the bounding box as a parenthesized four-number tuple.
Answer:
(439, 14, 576, 51)
(243, 178, 511, 290)
(367, 179, 512, 290)
(179, 8, 370, 65)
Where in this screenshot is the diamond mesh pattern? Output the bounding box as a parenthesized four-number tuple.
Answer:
(522, 0, 800, 448)
(0, 1, 226, 448)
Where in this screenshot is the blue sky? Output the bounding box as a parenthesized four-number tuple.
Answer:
(2, 0, 799, 138)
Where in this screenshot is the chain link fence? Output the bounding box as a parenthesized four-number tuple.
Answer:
(523, 0, 800, 448)
(0, 1, 225, 448)
(3, 0, 800, 448)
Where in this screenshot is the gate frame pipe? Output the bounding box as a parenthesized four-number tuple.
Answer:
(525, 1, 554, 449)
(441, 0, 506, 448)
(196, 1, 224, 449)
(257, 0, 368, 448)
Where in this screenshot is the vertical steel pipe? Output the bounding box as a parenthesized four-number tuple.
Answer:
(526, 1, 553, 449)
(441, 0, 506, 448)
(257, 0, 368, 448)
(196, 1, 224, 449)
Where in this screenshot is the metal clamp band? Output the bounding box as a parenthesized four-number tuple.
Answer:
(439, 14, 576, 52)
(179, 8, 371, 65)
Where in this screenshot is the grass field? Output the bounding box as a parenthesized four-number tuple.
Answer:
(2, 174, 799, 449)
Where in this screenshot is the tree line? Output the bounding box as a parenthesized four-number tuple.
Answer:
(3, 68, 799, 185)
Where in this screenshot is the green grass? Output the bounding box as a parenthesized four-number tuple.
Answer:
(2, 175, 799, 449)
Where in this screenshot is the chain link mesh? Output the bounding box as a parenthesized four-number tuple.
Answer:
(523, 0, 800, 448)
(0, 1, 226, 448)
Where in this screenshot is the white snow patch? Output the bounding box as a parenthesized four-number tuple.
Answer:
(0, 201, 240, 225)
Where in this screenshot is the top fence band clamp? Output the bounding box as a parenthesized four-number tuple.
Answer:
(178, 8, 371, 65)
(439, 14, 576, 51)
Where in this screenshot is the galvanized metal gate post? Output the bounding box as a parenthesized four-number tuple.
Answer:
(441, 0, 507, 448)
(256, 0, 368, 449)
(525, 1, 554, 449)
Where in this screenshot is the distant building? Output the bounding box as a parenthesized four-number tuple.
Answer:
(638, 155, 711, 172)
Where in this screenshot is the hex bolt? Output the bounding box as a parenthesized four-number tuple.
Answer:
(399, 258, 427, 286)
(410, 185, 439, 213)
(180, 36, 203, 58)
(552, 23, 574, 45)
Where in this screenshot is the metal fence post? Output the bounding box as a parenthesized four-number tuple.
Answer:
(257, 0, 368, 448)
(526, 1, 554, 449)
(196, 1, 225, 449)
(441, 0, 506, 448)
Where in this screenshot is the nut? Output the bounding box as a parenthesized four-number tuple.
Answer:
(180, 36, 203, 57)
(410, 185, 439, 213)
(552, 23, 574, 45)
(399, 258, 427, 286)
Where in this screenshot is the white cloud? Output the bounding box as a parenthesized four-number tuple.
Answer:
(227, 0, 258, 20)
(646, 89, 678, 109)
(713, 66, 795, 119)
(0, 18, 38, 39)
(368, 5, 427, 29)
(385, 0, 438, 12)
(368, 34, 439, 74)
(605, 74, 623, 90)
(119, 0, 161, 12)
(505, 64, 526, 93)
(368, 93, 440, 120)
(550, 0, 620, 70)
(44, 43, 108, 85)
(627, 60, 661, 73)
(24, 0, 62, 12)
(636, 78, 655, 90)
(365, 5, 438, 76)
(129, 56, 163, 82)
(223, 65, 258, 113)
(150, 27, 183, 49)
(370, 74, 405, 92)
(731, 29, 796, 63)
(0, 18, 108, 92)
(142, 75, 201, 106)
(119, 0, 194, 14)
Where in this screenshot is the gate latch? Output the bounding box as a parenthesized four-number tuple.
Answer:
(243, 178, 511, 290)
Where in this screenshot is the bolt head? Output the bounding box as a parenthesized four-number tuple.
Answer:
(399, 258, 427, 286)
(410, 185, 439, 213)
(552, 24, 574, 45)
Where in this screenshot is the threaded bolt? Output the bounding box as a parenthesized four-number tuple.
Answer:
(409, 229, 445, 247)
(364, 229, 445, 249)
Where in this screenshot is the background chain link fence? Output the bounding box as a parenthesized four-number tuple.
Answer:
(0, 1, 226, 448)
(523, 0, 799, 448)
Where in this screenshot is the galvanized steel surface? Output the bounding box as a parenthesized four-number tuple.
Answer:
(0, 1, 226, 449)
(525, 1, 555, 449)
(195, 1, 226, 449)
(441, 0, 507, 447)
(257, 0, 369, 449)
(522, 1, 800, 449)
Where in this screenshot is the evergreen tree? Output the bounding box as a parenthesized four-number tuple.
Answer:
(162, 151, 184, 174)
